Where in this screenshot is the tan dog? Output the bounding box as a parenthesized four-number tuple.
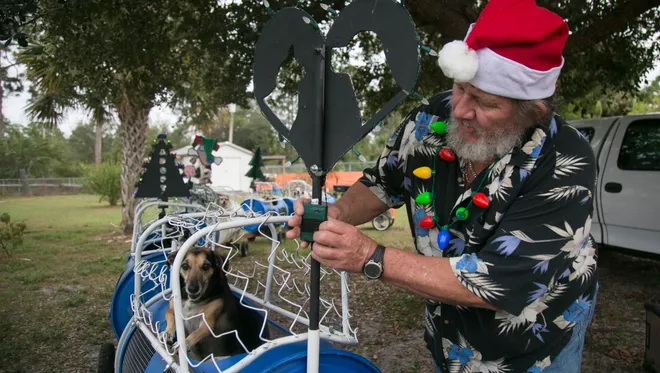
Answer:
(163, 248, 263, 361)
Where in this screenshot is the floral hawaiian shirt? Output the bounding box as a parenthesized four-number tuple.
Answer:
(359, 91, 599, 373)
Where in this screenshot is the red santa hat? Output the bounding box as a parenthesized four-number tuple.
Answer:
(437, 0, 569, 100)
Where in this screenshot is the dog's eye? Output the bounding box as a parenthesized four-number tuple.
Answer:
(181, 263, 189, 271)
(201, 263, 211, 271)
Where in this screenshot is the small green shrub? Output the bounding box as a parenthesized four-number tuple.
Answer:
(0, 213, 27, 257)
(83, 163, 121, 206)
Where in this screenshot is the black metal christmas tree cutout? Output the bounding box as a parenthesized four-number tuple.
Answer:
(134, 133, 191, 201)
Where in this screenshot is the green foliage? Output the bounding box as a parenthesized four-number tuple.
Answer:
(68, 121, 119, 164)
(0, 123, 64, 178)
(632, 76, 660, 114)
(0, 122, 89, 178)
(0, 213, 27, 257)
(82, 163, 121, 206)
(0, 1, 36, 47)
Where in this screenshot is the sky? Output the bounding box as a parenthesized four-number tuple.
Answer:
(3, 58, 659, 138)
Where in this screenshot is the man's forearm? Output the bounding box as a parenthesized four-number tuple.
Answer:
(335, 182, 390, 226)
(381, 247, 497, 311)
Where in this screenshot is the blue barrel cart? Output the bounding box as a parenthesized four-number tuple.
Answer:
(109, 214, 380, 373)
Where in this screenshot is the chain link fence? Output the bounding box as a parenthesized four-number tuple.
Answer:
(0, 177, 87, 196)
(263, 161, 376, 174)
(0, 162, 375, 197)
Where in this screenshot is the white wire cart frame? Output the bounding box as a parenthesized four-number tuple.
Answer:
(123, 205, 360, 373)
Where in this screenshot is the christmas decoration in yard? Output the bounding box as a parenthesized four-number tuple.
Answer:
(245, 145, 266, 190)
(186, 135, 222, 184)
(252, 0, 425, 371)
(134, 133, 190, 201)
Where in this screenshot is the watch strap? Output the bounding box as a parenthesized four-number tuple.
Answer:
(370, 244, 385, 264)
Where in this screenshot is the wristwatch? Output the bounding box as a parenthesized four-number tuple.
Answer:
(363, 244, 386, 280)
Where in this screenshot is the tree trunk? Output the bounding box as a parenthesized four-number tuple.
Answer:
(117, 92, 151, 235)
(95, 115, 103, 167)
(0, 76, 4, 136)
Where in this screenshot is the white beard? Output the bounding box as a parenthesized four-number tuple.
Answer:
(445, 115, 524, 163)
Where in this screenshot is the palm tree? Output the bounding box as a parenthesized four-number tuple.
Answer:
(19, 41, 112, 164)
(19, 42, 72, 137)
(86, 96, 113, 167)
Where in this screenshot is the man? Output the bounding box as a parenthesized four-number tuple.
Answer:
(286, 0, 598, 372)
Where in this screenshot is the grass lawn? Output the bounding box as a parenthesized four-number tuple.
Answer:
(0, 195, 127, 373)
(1, 194, 658, 373)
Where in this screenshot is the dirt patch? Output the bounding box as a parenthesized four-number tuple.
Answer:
(95, 231, 131, 244)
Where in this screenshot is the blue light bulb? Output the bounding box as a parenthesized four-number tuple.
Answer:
(437, 228, 450, 250)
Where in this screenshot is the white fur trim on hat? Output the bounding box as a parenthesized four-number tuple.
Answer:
(469, 47, 564, 100)
(437, 40, 479, 82)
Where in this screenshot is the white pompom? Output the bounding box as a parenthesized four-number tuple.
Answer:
(437, 40, 479, 82)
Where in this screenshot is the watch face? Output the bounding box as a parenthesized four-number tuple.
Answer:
(364, 262, 382, 279)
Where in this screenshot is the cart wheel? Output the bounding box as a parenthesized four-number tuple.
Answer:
(98, 343, 115, 373)
(241, 241, 249, 257)
(372, 214, 391, 231)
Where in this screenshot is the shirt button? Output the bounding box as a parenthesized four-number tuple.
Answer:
(444, 319, 449, 325)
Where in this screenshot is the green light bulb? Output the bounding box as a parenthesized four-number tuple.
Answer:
(415, 192, 433, 205)
(456, 207, 469, 221)
(430, 121, 447, 135)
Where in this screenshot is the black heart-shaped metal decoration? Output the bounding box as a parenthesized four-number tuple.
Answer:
(253, 0, 421, 174)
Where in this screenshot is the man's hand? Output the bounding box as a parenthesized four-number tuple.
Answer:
(285, 198, 341, 248)
(310, 218, 377, 273)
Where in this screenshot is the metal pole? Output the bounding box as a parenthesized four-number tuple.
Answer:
(307, 44, 327, 373)
(229, 111, 234, 144)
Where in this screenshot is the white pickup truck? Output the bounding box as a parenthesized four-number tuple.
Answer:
(569, 113, 660, 256)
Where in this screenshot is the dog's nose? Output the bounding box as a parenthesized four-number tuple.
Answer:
(187, 284, 200, 295)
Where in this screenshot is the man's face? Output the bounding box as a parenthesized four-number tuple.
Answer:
(447, 83, 525, 163)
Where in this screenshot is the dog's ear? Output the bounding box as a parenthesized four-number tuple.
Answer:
(210, 250, 228, 270)
(166, 250, 178, 266)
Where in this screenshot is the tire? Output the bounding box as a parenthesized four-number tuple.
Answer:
(98, 343, 115, 373)
(372, 214, 391, 231)
(241, 241, 249, 257)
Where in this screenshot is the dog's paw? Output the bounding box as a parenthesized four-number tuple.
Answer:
(163, 330, 176, 346)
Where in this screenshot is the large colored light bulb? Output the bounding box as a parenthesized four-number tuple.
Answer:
(419, 216, 436, 229)
(413, 166, 433, 180)
(437, 228, 451, 250)
(430, 121, 447, 135)
(439, 148, 456, 162)
(415, 192, 433, 205)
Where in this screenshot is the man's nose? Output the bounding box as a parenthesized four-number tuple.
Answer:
(453, 96, 476, 121)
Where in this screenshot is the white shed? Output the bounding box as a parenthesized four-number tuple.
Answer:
(173, 141, 254, 192)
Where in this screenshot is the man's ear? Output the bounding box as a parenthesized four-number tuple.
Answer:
(166, 250, 178, 266)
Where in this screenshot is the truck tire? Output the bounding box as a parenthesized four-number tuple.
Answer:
(241, 241, 249, 257)
(372, 214, 392, 231)
(98, 343, 115, 373)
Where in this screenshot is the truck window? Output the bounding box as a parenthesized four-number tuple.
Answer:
(617, 119, 660, 171)
(577, 127, 595, 143)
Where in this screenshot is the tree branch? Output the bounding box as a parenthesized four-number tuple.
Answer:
(564, 0, 660, 56)
(405, 0, 476, 41)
